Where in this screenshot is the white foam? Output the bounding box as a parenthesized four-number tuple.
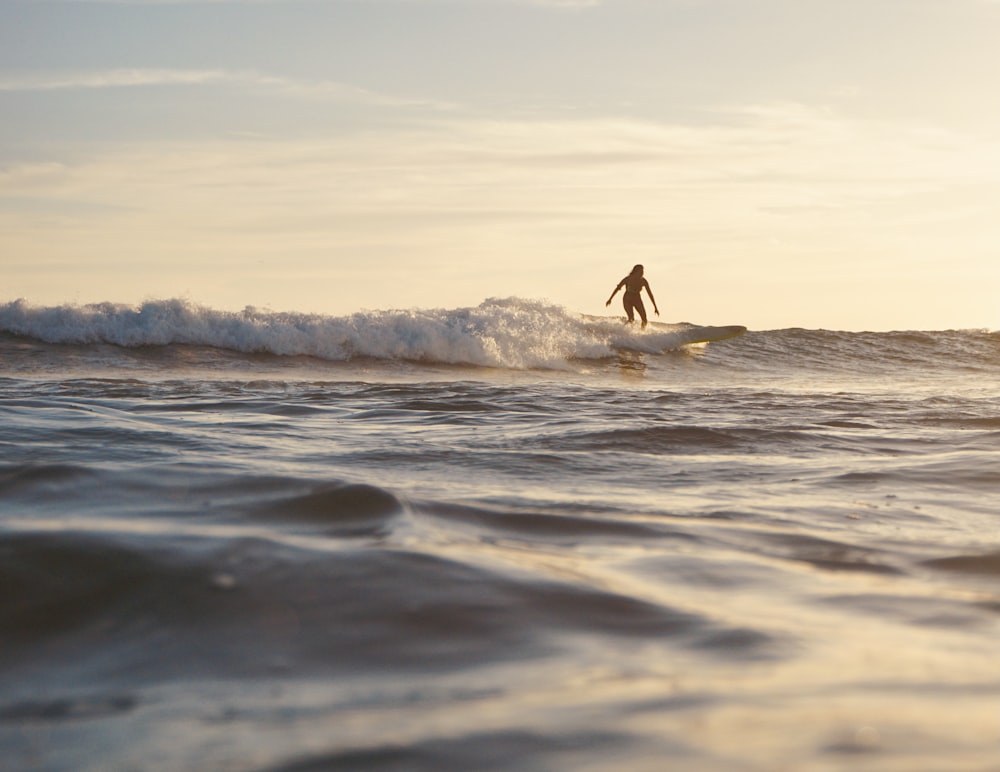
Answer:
(0, 297, 692, 370)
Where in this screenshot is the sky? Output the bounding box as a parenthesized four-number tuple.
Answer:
(1, 0, 998, 331)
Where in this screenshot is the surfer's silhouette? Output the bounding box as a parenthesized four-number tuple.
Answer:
(606, 264, 659, 328)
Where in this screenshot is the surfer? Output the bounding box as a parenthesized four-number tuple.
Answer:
(606, 264, 659, 328)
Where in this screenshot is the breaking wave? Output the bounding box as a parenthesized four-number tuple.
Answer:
(1, 297, 996, 373)
(0, 297, 734, 369)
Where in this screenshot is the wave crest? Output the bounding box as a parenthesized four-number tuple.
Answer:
(0, 297, 701, 369)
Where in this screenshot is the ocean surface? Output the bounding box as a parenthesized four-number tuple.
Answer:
(2, 297, 999, 771)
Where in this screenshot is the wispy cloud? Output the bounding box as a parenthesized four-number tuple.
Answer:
(0, 68, 456, 110)
(33, 0, 606, 4)
(4, 103, 995, 246)
(0, 69, 230, 91)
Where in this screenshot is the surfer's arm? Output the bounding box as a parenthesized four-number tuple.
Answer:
(605, 279, 626, 306)
(645, 281, 660, 315)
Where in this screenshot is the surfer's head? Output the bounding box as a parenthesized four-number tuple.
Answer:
(631, 264, 644, 276)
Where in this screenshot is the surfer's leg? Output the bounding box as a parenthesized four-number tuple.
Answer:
(636, 299, 648, 328)
(622, 296, 635, 323)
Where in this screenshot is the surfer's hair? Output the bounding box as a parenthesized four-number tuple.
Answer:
(631, 264, 643, 274)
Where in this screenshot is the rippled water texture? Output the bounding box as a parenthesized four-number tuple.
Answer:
(1, 307, 999, 770)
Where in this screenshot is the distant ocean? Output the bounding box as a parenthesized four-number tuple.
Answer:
(2, 298, 999, 771)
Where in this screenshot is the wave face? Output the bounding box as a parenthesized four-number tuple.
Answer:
(2, 297, 997, 375)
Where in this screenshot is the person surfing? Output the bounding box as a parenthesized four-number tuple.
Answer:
(606, 264, 659, 328)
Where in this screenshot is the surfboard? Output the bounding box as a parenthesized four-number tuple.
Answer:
(670, 325, 747, 346)
(612, 324, 747, 355)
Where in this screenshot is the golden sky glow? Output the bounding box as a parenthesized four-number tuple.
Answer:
(1, 0, 998, 330)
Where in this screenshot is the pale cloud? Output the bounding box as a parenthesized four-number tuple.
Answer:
(0, 69, 230, 91)
(244, 73, 457, 109)
(0, 68, 454, 110)
(519, 0, 603, 6)
(34, 0, 608, 4)
(5, 105, 995, 228)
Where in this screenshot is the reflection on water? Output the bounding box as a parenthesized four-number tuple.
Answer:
(2, 328, 1000, 770)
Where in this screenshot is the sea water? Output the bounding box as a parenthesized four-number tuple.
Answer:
(1, 298, 999, 771)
